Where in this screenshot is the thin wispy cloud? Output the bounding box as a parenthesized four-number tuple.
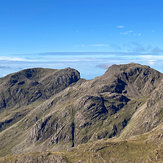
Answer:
(120, 31, 133, 35)
(131, 43, 163, 54)
(138, 55, 163, 66)
(152, 46, 163, 53)
(111, 44, 122, 51)
(0, 57, 26, 61)
(139, 55, 163, 60)
(148, 60, 156, 65)
(131, 42, 146, 52)
(111, 42, 163, 54)
(90, 44, 108, 47)
(117, 26, 124, 28)
(1, 51, 163, 79)
(75, 45, 85, 47)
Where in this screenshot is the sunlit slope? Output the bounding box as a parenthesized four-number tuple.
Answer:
(1, 124, 163, 162)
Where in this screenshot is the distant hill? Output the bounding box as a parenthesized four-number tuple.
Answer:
(1, 63, 163, 162)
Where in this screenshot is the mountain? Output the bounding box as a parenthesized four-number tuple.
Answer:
(1, 63, 163, 162)
(0, 67, 80, 132)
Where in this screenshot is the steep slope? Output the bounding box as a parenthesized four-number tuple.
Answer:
(0, 67, 80, 132)
(121, 79, 163, 139)
(0, 63, 163, 158)
(2, 124, 163, 163)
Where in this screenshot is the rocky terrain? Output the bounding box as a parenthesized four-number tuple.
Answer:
(1, 63, 163, 162)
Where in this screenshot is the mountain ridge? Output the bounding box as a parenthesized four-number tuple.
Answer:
(1, 63, 163, 162)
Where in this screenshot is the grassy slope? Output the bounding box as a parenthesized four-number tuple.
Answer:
(0, 90, 144, 158)
(1, 124, 163, 162)
(0, 82, 149, 158)
(120, 102, 147, 138)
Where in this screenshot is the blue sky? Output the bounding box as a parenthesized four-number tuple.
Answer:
(0, 0, 163, 79)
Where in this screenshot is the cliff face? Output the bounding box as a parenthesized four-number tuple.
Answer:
(1, 63, 163, 162)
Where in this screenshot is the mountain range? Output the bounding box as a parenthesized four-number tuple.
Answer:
(1, 63, 163, 162)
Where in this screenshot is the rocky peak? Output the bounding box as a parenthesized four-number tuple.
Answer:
(0, 67, 80, 132)
(101, 63, 163, 97)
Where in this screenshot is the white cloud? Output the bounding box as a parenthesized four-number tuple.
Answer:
(148, 60, 156, 65)
(139, 55, 163, 60)
(90, 44, 108, 47)
(138, 55, 163, 66)
(120, 32, 128, 35)
(61, 59, 81, 62)
(117, 26, 124, 28)
(0, 57, 26, 61)
(138, 33, 141, 36)
(75, 45, 85, 47)
(120, 30, 133, 35)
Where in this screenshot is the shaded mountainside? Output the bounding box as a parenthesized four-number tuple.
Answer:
(1, 63, 163, 162)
